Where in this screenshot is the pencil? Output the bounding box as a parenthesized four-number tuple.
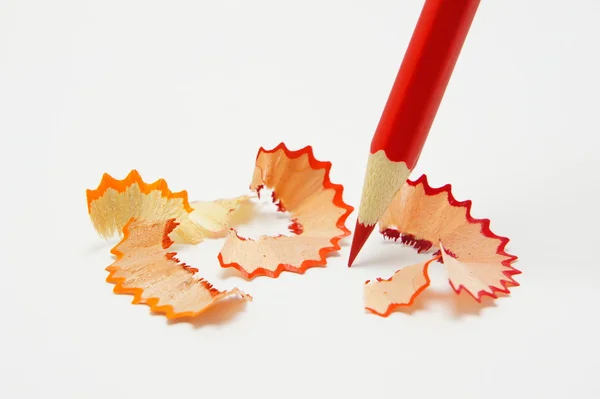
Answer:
(348, 0, 481, 266)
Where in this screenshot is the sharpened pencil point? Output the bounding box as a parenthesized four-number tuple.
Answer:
(348, 221, 375, 267)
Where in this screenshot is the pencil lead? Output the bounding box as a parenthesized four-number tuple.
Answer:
(348, 221, 375, 267)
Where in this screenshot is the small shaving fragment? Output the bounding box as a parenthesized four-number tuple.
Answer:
(107, 218, 251, 319)
(364, 256, 438, 317)
(218, 143, 354, 278)
(366, 175, 520, 315)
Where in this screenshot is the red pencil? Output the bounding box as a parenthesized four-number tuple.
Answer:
(348, 0, 481, 266)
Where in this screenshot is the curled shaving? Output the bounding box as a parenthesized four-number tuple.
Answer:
(218, 143, 354, 278)
(107, 218, 251, 320)
(366, 175, 520, 316)
(87, 170, 250, 244)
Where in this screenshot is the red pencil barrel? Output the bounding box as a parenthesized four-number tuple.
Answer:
(370, 0, 480, 168)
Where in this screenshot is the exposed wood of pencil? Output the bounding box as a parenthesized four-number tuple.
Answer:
(348, 0, 481, 266)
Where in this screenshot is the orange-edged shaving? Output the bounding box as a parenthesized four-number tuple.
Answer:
(364, 255, 440, 317)
(86, 170, 251, 244)
(107, 218, 251, 320)
(365, 174, 520, 316)
(218, 143, 354, 278)
(86, 170, 204, 244)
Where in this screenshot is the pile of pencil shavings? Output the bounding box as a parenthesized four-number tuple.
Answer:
(86, 142, 520, 322)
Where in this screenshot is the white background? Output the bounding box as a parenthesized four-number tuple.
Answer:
(2, 0, 599, 397)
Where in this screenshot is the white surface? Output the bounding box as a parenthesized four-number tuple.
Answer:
(2, 0, 599, 397)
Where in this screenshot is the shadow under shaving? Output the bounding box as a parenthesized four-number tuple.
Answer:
(337, 235, 352, 248)
(219, 267, 247, 280)
(387, 289, 510, 318)
(161, 297, 250, 328)
(86, 238, 117, 255)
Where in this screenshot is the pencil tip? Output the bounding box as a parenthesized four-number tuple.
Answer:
(348, 222, 375, 267)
